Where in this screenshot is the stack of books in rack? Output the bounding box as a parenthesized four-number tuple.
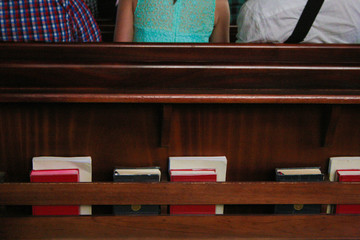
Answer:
(274, 167, 324, 214)
(169, 169, 217, 214)
(31, 156, 92, 216)
(328, 156, 360, 214)
(169, 156, 227, 215)
(335, 169, 360, 214)
(30, 169, 80, 215)
(113, 167, 161, 215)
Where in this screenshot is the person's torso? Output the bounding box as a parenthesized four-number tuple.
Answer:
(133, 0, 216, 42)
(239, 0, 360, 43)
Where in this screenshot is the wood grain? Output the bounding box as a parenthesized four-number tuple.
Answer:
(1, 43, 360, 239)
(1, 43, 360, 65)
(0, 104, 360, 182)
(1, 44, 360, 104)
(1, 65, 360, 90)
(1, 215, 360, 239)
(1, 182, 360, 205)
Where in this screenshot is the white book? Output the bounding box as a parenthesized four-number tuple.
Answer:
(328, 156, 360, 181)
(32, 156, 92, 215)
(169, 156, 227, 214)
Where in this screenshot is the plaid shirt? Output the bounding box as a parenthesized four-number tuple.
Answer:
(0, 0, 101, 42)
(84, 0, 98, 18)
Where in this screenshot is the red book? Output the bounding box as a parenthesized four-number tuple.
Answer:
(169, 169, 216, 215)
(30, 169, 80, 216)
(335, 169, 360, 214)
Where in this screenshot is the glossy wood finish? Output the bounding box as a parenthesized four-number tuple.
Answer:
(1, 66, 359, 89)
(1, 103, 360, 182)
(1, 182, 360, 205)
(323, 105, 342, 147)
(1, 43, 360, 239)
(160, 104, 172, 147)
(0, 103, 168, 182)
(1, 44, 360, 103)
(2, 215, 360, 239)
(2, 43, 360, 65)
(1, 91, 360, 103)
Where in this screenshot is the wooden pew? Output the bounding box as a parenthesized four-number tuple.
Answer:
(0, 43, 360, 239)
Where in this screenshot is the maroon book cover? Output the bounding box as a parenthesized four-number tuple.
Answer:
(30, 169, 80, 216)
(170, 169, 216, 215)
(336, 169, 360, 214)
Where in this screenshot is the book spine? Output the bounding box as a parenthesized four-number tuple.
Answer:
(275, 173, 323, 214)
(113, 174, 160, 215)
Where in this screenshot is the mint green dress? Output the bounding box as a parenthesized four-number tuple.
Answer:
(133, 0, 216, 42)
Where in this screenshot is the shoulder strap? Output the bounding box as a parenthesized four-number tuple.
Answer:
(285, 0, 325, 43)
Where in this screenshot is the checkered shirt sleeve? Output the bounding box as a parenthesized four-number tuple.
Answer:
(68, 0, 101, 42)
(0, 0, 101, 42)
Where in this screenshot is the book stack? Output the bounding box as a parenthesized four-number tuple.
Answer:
(335, 169, 360, 214)
(274, 167, 324, 214)
(169, 169, 216, 214)
(169, 156, 227, 214)
(30, 169, 80, 215)
(327, 156, 360, 214)
(32, 156, 92, 215)
(328, 157, 360, 181)
(113, 167, 161, 215)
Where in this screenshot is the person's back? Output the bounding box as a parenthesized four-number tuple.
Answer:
(236, 0, 360, 43)
(114, 0, 229, 43)
(0, 0, 101, 42)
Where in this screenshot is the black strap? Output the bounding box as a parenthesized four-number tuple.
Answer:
(285, 0, 325, 43)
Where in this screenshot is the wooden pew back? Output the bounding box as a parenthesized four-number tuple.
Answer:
(0, 43, 360, 239)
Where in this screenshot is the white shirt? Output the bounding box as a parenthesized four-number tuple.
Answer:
(236, 0, 360, 43)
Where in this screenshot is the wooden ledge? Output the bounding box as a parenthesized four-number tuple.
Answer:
(1, 90, 360, 103)
(1, 215, 360, 239)
(1, 182, 360, 205)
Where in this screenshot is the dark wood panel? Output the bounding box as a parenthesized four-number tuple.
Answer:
(1, 182, 360, 205)
(97, 0, 117, 20)
(1, 104, 360, 182)
(1, 215, 360, 239)
(1, 44, 360, 104)
(0, 103, 168, 182)
(1, 66, 360, 89)
(170, 104, 360, 181)
(1, 43, 360, 65)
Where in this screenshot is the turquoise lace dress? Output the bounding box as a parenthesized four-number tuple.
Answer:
(133, 0, 216, 42)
